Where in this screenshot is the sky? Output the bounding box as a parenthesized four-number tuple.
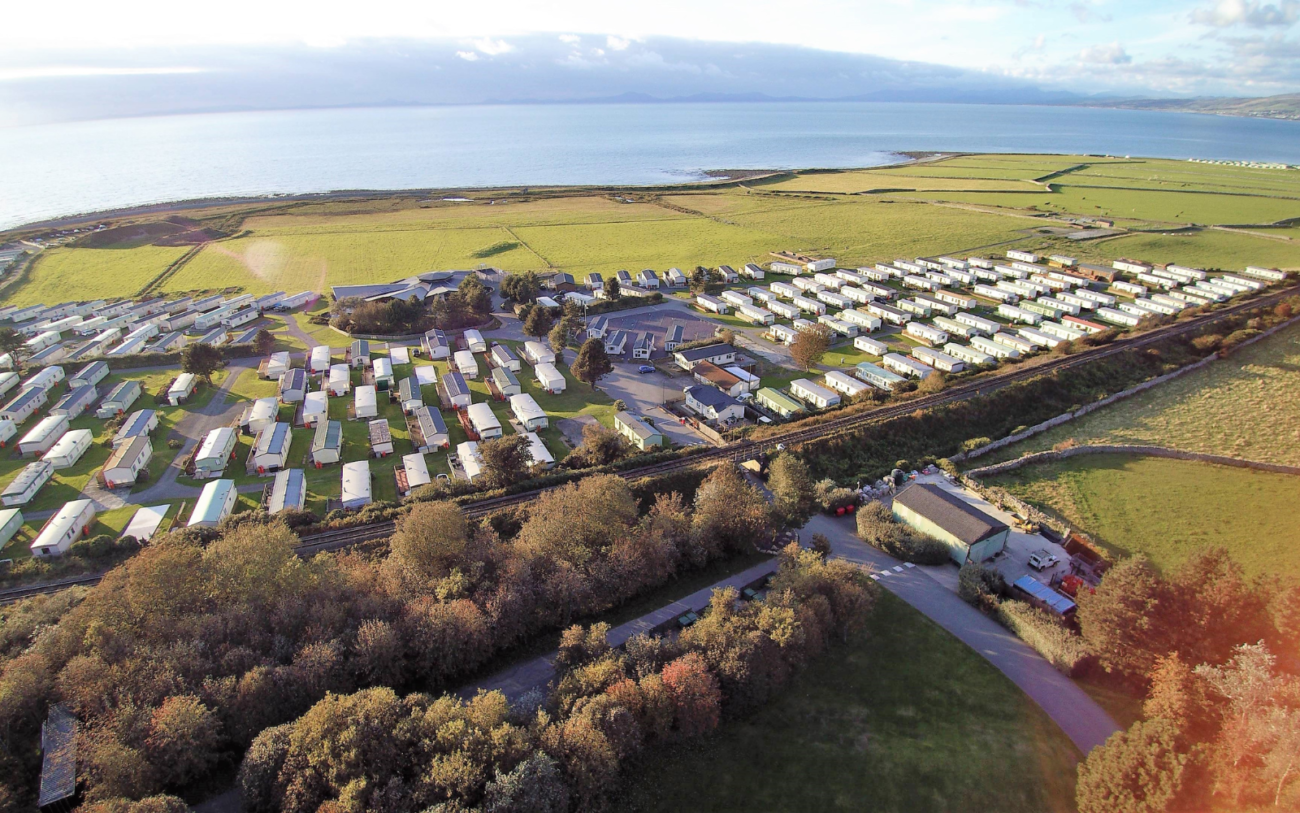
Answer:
(3, 0, 1299, 98)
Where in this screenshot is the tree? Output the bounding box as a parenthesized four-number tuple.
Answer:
(1077, 718, 1191, 813)
(524, 306, 555, 339)
(570, 338, 613, 388)
(691, 464, 774, 558)
(252, 329, 275, 356)
(478, 435, 533, 489)
(767, 454, 818, 529)
(500, 271, 541, 304)
(548, 322, 568, 356)
(144, 695, 221, 787)
(0, 328, 30, 374)
(660, 653, 721, 738)
(389, 500, 471, 583)
(181, 343, 224, 384)
(456, 274, 493, 315)
(603, 276, 621, 301)
(481, 753, 570, 813)
(568, 422, 628, 468)
(790, 324, 832, 371)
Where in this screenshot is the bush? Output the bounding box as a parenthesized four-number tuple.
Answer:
(957, 561, 1005, 612)
(855, 502, 951, 565)
(996, 599, 1091, 675)
(813, 478, 859, 513)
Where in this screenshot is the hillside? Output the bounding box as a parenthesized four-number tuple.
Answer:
(1086, 92, 1300, 123)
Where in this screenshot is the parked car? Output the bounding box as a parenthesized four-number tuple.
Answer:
(637, 365, 655, 374)
(1028, 550, 1060, 571)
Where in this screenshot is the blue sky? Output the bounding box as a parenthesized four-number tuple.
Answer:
(4, 0, 1299, 96)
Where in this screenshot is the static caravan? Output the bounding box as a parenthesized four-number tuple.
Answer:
(50, 385, 97, 420)
(189, 479, 237, 527)
(720, 290, 753, 309)
(30, 499, 96, 558)
(398, 453, 431, 496)
(1063, 315, 1107, 334)
(277, 291, 318, 310)
(423, 329, 450, 360)
(354, 385, 378, 419)
(2, 461, 52, 507)
(666, 268, 688, 287)
(998, 304, 1041, 325)
(1095, 307, 1141, 327)
(253, 422, 292, 472)
(197, 328, 229, 347)
(944, 342, 994, 366)
(310, 420, 343, 466)
(523, 432, 555, 469)
(818, 315, 857, 337)
(458, 441, 485, 482)
(882, 352, 934, 379)
(790, 378, 841, 410)
(328, 364, 351, 396)
(102, 436, 152, 488)
(371, 358, 395, 391)
(463, 329, 487, 353)
(1057, 292, 1096, 311)
(695, 294, 729, 314)
(994, 332, 1037, 355)
(275, 368, 307, 405)
(0, 419, 14, 448)
(1016, 327, 1060, 349)
(0, 509, 22, 550)
(367, 418, 394, 457)
(411, 406, 449, 452)
(1039, 322, 1087, 343)
(769, 300, 801, 320)
(240, 398, 279, 435)
(23, 366, 64, 394)
(300, 390, 328, 427)
(194, 427, 238, 477)
(839, 286, 874, 305)
(166, 372, 198, 406)
(255, 291, 286, 312)
(854, 336, 888, 356)
(519, 341, 557, 369)
(267, 468, 307, 514)
(792, 295, 827, 316)
(1022, 299, 1065, 320)
(741, 263, 766, 280)
(824, 370, 869, 399)
(716, 265, 739, 283)
(535, 362, 566, 394)
(912, 346, 965, 373)
(586, 272, 605, 291)
(491, 366, 521, 397)
(664, 324, 684, 351)
(972, 284, 1015, 303)
(349, 339, 371, 369)
(769, 261, 803, 275)
(490, 343, 522, 372)
(932, 316, 977, 339)
(954, 312, 999, 336)
(1244, 266, 1288, 282)
(839, 309, 882, 332)
(221, 307, 258, 329)
(97, 380, 141, 418)
(18, 415, 69, 457)
(753, 387, 803, 418)
(903, 274, 937, 292)
(913, 294, 957, 317)
(970, 336, 1021, 359)
(453, 350, 479, 379)
(586, 317, 609, 340)
(904, 322, 948, 347)
(813, 272, 843, 290)
(467, 402, 503, 439)
(615, 411, 664, 450)
(769, 281, 800, 299)
(817, 290, 851, 310)
(0, 372, 19, 400)
(790, 277, 822, 293)
(108, 336, 149, 357)
(149, 331, 188, 353)
(866, 302, 909, 326)
(309, 345, 332, 374)
(28, 345, 69, 367)
(24, 330, 60, 354)
(768, 324, 797, 345)
(70, 361, 108, 390)
(442, 372, 472, 408)
(632, 332, 655, 359)
(396, 377, 424, 414)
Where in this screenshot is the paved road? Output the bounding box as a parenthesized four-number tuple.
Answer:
(806, 512, 1120, 755)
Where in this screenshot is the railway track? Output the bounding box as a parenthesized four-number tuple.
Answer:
(2, 283, 1294, 605)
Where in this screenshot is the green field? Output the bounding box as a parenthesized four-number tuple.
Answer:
(974, 320, 1300, 467)
(622, 591, 1079, 813)
(6, 154, 1297, 306)
(985, 455, 1300, 579)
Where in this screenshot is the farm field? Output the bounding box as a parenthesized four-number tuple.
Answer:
(6, 154, 1297, 308)
(984, 455, 1300, 579)
(973, 319, 1300, 467)
(7, 245, 191, 306)
(621, 591, 1079, 813)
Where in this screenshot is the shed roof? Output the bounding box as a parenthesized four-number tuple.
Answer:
(615, 411, 661, 440)
(894, 483, 1008, 547)
(685, 384, 740, 410)
(191, 479, 235, 524)
(37, 704, 78, 808)
(693, 361, 741, 389)
(255, 422, 292, 456)
(269, 469, 306, 513)
(675, 343, 732, 362)
(197, 427, 236, 460)
(757, 387, 804, 413)
(313, 419, 343, 451)
(105, 435, 151, 470)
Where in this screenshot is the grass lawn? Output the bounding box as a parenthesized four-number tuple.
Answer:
(6, 245, 191, 306)
(985, 455, 1300, 579)
(621, 591, 1080, 813)
(974, 320, 1300, 467)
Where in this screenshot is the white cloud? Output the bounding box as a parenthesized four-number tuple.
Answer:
(558, 34, 580, 44)
(473, 37, 514, 55)
(1191, 0, 1300, 28)
(456, 50, 479, 61)
(1080, 41, 1132, 63)
(606, 35, 631, 50)
(0, 65, 210, 81)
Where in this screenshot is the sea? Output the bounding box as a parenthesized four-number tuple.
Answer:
(1, 101, 1298, 231)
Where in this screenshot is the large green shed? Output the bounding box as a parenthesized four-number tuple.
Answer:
(892, 483, 1009, 566)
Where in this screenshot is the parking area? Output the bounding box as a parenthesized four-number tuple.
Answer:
(602, 305, 717, 361)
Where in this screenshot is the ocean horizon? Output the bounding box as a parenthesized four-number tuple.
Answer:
(2, 100, 1298, 231)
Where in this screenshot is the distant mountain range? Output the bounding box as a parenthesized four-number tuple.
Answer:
(1080, 93, 1300, 121)
(2, 35, 1295, 126)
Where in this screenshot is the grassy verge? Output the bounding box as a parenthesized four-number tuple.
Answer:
(621, 591, 1080, 813)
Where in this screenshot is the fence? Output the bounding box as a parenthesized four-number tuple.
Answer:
(966, 444, 1300, 479)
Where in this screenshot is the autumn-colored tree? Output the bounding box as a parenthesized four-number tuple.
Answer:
(691, 464, 773, 558)
(478, 434, 533, 489)
(353, 619, 405, 687)
(80, 795, 191, 813)
(145, 695, 221, 788)
(524, 305, 554, 338)
(790, 323, 832, 371)
(1077, 718, 1191, 813)
(515, 475, 639, 570)
(1077, 555, 1171, 679)
(570, 337, 613, 388)
(567, 421, 627, 468)
(660, 653, 721, 738)
(388, 500, 470, 583)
